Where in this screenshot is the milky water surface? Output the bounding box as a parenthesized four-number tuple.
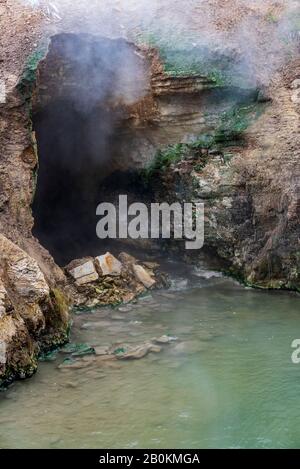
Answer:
(0, 264, 299, 448)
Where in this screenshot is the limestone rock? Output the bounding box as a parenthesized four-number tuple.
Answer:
(75, 273, 99, 286)
(61, 342, 95, 357)
(0, 280, 8, 318)
(0, 4, 299, 389)
(65, 257, 94, 271)
(58, 357, 93, 370)
(68, 260, 99, 286)
(95, 252, 123, 276)
(81, 320, 112, 329)
(133, 264, 156, 288)
(0, 313, 36, 383)
(0, 234, 49, 302)
(112, 339, 168, 359)
(154, 335, 178, 344)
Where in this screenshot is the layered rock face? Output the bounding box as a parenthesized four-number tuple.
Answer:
(147, 62, 300, 289)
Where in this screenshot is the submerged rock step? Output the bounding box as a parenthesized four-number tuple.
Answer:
(57, 335, 178, 369)
(113, 342, 162, 360)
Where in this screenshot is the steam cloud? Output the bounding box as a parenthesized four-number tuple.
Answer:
(18, 0, 300, 86)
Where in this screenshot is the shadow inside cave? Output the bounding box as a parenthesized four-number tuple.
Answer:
(32, 34, 152, 266)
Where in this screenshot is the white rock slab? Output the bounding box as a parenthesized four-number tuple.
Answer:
(95, 252, 122, 276)
(69, 260, 98, 285)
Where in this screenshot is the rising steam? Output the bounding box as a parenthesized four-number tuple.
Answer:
(18, 0, 300, 86)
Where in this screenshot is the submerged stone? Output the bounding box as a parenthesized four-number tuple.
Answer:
(58, 357, 92, 370)
(111, 338, 169, 360)
(118, 305, 133, 313)
(61, 343, 95, 357)
(113, 343, 153, 359)
(39, 349, 59, 362)
(111, 313, 127, 321)
(64, 381, 78, 389)
(81, 320, 112, 329)
(171, 340, 207, 355)
(94, 346, 111, 356)
(154, 335, 178, 344)
(59, 357, 76, 368)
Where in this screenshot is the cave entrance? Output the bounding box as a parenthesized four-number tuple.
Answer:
(32, 34, 152, 266)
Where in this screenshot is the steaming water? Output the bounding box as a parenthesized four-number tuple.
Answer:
(0, 264, 300, 449)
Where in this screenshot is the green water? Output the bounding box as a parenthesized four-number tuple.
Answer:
(0, 265, 299, 449)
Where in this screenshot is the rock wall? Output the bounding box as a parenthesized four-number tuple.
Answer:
(0, 234, 69, 385)
(0, 0, 299, 384)
(148, 62, 300, 290)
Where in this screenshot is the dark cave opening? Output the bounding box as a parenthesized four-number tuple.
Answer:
(31, 33, 153, 266)
(32, 98, 151, 266)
